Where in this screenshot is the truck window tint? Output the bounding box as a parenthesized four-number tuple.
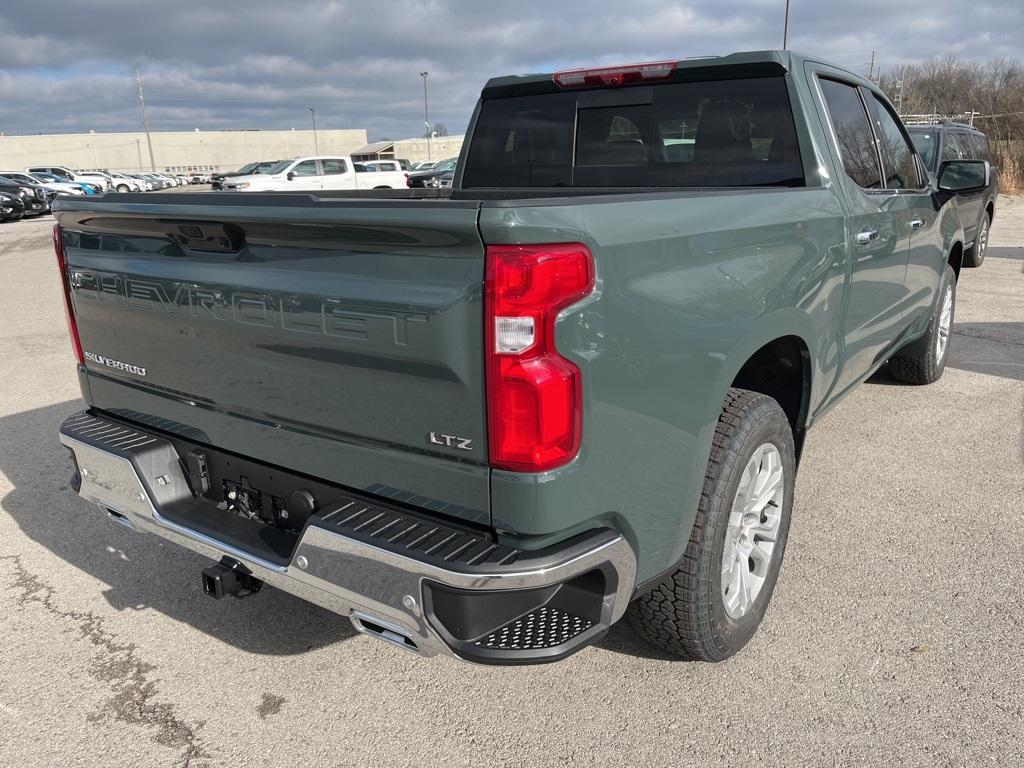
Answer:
(462, 76, 803, 187)
(323, 159, 347, 175)
(292, 160, 319, 176)
(818, 79, 882, 190)
(869, 95, 920, 189)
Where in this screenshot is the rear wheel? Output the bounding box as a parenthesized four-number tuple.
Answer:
(628, 388, 795, 661)
(963, 212, 990, 268)
(115, 184, 130, 193)
(888, 264, 956, 385)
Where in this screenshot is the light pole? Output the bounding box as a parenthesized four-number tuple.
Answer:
(420, 71, 431, 162)
(309, 107, 319, 154)
(135, 66, 156, 171)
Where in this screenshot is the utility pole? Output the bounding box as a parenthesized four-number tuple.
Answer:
(309, 107, 319, 154)
(782, 0, 790, 50)
(420, 71, 431, 162)
(867, 50, 876, 83)
(895, 64, 907, 114)
(135, 67, 156, 171)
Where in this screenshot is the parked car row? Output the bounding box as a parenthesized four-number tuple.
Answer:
(22, 165, 198, 193)
(0, 172, 59, 221)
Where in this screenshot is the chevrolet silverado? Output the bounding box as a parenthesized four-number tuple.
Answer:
(53, 51, 989, 664)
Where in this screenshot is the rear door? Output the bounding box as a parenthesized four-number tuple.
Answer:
(58, 197, 491, 522)
(815, 74, 910, 391)
(866, 93, 943, 325)
(321, 158, 356, 190)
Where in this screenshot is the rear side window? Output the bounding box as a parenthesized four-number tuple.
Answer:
(323, 159, 347, 175)
(868, 95, 921, 189)
(819, 79, 882, 189)
(462, 76, 804, 188)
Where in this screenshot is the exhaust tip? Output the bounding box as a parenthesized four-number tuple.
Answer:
(350, 612, 420, 654)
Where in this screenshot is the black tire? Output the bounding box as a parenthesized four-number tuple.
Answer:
(628, 388, 795, 661)
(116, 184, 130, 193)
(963, 211, 990, 268)
(888, 264, 956, 385)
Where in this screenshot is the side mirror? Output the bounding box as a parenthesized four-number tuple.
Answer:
(934, 159, 988, 207)
(286, 171, 295, 181)
(937, 159, 989, 193)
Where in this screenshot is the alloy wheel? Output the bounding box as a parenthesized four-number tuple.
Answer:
(721, 443, 784, 619)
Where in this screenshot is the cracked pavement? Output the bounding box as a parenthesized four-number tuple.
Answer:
(1, 196, 1022, 767)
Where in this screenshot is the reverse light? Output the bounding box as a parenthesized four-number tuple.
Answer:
(553, 60, 677, 89)
(53, 224, 84, 365)
(485, 243, 594, 472)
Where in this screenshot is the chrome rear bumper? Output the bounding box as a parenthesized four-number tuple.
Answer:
(59, 411, 636, 663)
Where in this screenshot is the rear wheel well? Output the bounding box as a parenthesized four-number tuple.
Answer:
(731, 336, 811, 458)
(986, 201, 994, 221)
(948, 242, 963, 279)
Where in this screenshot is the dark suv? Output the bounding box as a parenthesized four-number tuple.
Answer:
(908, 123, 998, 267)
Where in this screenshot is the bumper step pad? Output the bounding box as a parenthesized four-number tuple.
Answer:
(474, 606, 595, 651)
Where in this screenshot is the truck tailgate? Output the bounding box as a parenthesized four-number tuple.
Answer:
(56, 196, 490, 523)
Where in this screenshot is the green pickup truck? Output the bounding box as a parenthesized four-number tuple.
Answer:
(53, 51, 989, 665)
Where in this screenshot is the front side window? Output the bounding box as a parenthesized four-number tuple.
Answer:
(463, 76, 803, 188)
(322, 159, 347, 175)
(868, 95, 921, 189)
(909, 131, 937, 170)
(291, 160, 319, 177)
(819, 79, 882, 189)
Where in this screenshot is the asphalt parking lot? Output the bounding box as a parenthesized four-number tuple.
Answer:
(1, 199, 1021, 768)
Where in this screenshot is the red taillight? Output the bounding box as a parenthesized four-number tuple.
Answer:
(485, 243, 594, 472)
(553, 60, 677, 89)
(53, 224, 84, 365)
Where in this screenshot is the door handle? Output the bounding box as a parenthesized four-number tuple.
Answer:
(908, 218, 924, 230)
(855, 229, 880, 245)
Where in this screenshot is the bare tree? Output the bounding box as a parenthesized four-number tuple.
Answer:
(880, 55, 1024, 191)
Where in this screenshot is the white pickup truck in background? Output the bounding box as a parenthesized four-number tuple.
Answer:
(224, 156, 408, 191)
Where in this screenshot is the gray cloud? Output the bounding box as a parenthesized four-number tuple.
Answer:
(1, 0, 1021, 138)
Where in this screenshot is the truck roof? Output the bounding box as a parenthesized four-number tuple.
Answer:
(481, 50, 875, 98)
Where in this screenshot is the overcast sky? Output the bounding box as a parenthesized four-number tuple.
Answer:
(1, 0, 1020, 140)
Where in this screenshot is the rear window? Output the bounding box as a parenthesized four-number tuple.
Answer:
(462, 76, 803, 188)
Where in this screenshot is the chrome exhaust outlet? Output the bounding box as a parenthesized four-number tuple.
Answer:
(350, 612, 421, 655)
(101, 505, 136, 530)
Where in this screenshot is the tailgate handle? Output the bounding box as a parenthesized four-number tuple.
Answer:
(164, 220, 245, 254)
